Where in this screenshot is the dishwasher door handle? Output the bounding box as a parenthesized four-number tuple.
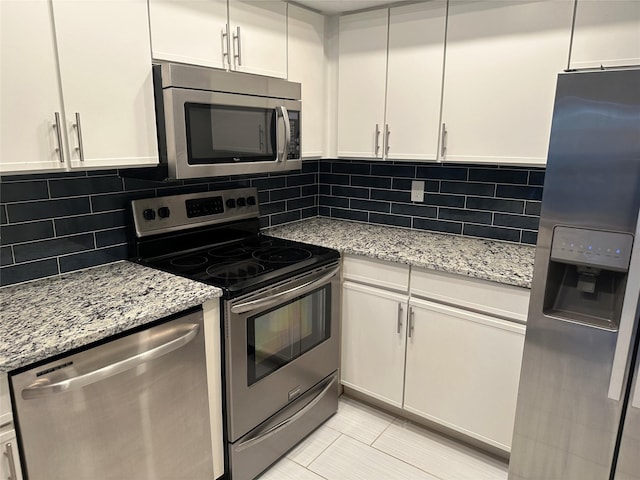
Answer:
(21, 323, 200, 399)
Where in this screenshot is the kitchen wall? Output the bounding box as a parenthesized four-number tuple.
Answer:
(0, 159, 543, 287)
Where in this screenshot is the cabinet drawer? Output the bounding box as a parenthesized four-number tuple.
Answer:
(411, 267, 530, 322)
(343, 254, 410, 292)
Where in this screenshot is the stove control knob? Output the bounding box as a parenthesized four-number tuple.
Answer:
(226, 198, 236, 209)
(158, 207, 170, 218)
(237, 197, 246, 207)
(142, 208, 156, 221)
(246, 196, 256, 206)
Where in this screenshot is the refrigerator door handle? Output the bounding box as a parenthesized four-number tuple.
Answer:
(608, 208, 640, 401)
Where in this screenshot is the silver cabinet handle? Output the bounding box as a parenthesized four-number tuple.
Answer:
(375, 124, 380, 156)
(73, 112, 85, 162)
(397, 303, 404, 334)
(608, 208, 640, 401)
(53, 112, 65, 163)
(4, 442, 17, 480)
(231, 266, 340, 314)
(21, 324, 200, 399)
(440, 122, 448, 158)
(385, 124, 390, 156)
(232, 25, 242, 67)
(236, 372, 337, 451)
(408, 307, 415, 338)
(221, 24, 230, 68)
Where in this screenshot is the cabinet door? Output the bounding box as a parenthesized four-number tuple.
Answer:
(288, 4, 326, 158)
(337, 9, 388, 159)
(570, 0, 640, 69)
(148, 0, 229, 69)
(385, 1, 446, 161)
(404, 298, 525, 451)
(52, 0, 158, 169)
(341, 282, 407, 407)
(228, 0, 287, 78)
(0, 429, 24, 480)
(0, 0, 66, 174)
(441, 0, 573, 165)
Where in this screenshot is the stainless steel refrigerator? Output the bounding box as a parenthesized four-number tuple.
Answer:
(509, 68, 640, 480)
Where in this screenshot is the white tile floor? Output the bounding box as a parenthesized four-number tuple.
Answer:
(258, 396, 509, 480)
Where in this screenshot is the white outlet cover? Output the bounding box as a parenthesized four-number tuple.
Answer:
(411, 180, 425, 202)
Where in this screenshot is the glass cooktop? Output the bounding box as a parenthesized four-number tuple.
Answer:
(141, 235, 339, 297)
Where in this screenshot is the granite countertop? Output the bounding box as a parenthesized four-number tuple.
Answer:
(266, 217, 536, 289)
(0, 261, 222, 374)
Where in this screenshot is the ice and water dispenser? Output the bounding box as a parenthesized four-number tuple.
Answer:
(543, 226, 634, 330)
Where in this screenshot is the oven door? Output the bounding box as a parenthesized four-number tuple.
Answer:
(224, 263, 340, 442)
(163, 88, 301, 178)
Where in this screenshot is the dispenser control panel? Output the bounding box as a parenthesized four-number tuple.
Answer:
(550, 226, 634, 272)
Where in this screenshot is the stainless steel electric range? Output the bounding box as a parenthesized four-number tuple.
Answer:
(130, 187, 340, 480)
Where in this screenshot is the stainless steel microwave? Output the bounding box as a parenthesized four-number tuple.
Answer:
(151, 62, 301, 179)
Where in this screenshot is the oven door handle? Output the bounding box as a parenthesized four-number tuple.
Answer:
(235, 372, 337, 451)
(230, 266, 340, 314)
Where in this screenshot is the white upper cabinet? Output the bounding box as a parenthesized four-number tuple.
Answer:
(337, 9, 388, 159)
(1, 0, 66, 173)
(569, 0, 640, 69)
(148, 0, 287, 78)
(148, 0, 229, 69)
(228, 1, 288, 78)
(440, 0, 573, 165)
(1, 0, 158, 174)
(336, 3, 446, 161)
(53, 0, 158, 169)
(287, 4, 326, 158)
(385, 1, 446, 161)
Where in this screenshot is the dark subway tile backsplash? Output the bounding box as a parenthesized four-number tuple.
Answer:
(318, 159, 542, 246)
(0, 163, 319, 286)
(0, 159, 542, 287)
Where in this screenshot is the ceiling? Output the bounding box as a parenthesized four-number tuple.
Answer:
(292, 0, 394, 14)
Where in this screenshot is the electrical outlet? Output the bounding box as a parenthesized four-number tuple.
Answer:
(411, 180, 424, 202)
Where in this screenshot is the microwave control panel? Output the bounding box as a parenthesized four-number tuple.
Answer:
(288, 111, 301, 159)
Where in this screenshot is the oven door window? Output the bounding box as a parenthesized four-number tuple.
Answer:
(185, 103, 276, 164)
(247, 286, 331, 385)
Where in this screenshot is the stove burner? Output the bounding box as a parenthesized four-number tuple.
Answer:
(169, 255, 209, 268)
(205, 260, 266, 282)
(252, 247, 313, 264)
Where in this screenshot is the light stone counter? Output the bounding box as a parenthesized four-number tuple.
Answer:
(266, 217, 535, 289)
(0, 261, 222, 373)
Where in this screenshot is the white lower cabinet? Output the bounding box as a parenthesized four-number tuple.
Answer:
(341, 281, 407, 408)
(404, 298, 525, 451)
(340, 255, 529, 452)
(0, 429, 23, 480)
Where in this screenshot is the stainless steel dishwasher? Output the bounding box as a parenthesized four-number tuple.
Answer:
(10, 308, 215, 480)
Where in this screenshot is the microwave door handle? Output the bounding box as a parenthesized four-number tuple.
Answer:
(275, 106, 290, 162)
(281, 106, 291, 162)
